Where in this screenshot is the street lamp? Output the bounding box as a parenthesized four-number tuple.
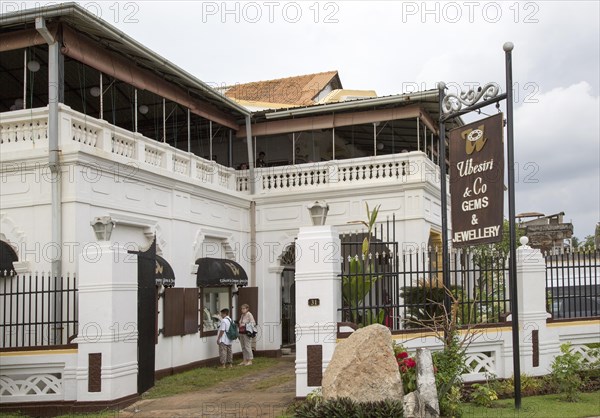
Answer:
(307, 201, 329, 226)
(91, 216, 116, 241)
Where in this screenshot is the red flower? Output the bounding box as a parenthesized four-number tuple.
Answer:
(397, 351, 409, 359)
(403, 358, 416, 368)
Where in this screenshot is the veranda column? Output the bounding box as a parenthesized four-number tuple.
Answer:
(75, 237, 138, 402)
(295, 225, 341, 397)
(515, 236, 557, 376)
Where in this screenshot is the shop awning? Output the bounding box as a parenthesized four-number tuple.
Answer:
(156, 255, 176, 287)
(0, 241, 18, 276)
(196, 258, 248, 287)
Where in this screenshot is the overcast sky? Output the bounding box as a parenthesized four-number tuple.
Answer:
(16, 1, 600, 238)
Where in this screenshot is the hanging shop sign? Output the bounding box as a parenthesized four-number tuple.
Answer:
(449, 113, 504, 247)
(155, 255, 176, 287)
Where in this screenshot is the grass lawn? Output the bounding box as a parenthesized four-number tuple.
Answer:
(143, 356, 280, 399)
(463, 391, 600, 418)
(0, 357, 282, 418)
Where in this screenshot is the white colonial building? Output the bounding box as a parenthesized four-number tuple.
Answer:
(3, 4, 597, 414)
(0, 3, 458, 410)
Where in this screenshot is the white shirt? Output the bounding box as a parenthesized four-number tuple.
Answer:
(218, 316, 233, 345)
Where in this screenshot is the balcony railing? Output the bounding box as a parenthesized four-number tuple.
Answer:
(1, 106, 442, 196)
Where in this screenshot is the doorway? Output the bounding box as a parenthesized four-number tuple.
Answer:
(281, 268, 296, 348)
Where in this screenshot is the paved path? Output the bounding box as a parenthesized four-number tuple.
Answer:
(119, 356, 296, 418)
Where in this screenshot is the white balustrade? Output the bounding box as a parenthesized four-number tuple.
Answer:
(111, 134, 136, 158)
(144, 143, 164, 167)
(216, 165, 234, 188)
(236, 170, 249, 192)
(247, 154, 436, 194)
(71, 121, 98, 147)
(195, 160, 215, 183)
(2, 106, 440, 196)
(0, 107, 49, 150)
(172, 154, 190, 176)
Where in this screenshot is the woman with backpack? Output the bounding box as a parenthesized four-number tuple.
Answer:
(238, 304, 256, 366)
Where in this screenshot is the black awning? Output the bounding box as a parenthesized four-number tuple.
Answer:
(156, 255, 176, 287)
(196, 258, 248, 287)
(1, 240, 18, 276)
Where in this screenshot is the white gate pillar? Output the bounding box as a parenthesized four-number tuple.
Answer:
(515, 236, 557, 376)
(295, 225, 341, 397)
(75, 242, 138, 401)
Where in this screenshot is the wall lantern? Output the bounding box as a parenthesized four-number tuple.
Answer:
(307, 201, 329, 226)
(91, 216, 116, 241)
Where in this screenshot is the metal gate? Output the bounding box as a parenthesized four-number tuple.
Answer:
(135, 238, 156, 394)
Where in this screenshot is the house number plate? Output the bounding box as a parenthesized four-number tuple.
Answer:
(308, 298, 320, 306)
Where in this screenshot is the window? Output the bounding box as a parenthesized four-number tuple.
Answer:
(199, 287, 231, 336)
(163, 287, 199, 337)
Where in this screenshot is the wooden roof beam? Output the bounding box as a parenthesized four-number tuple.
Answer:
(237, 104, 438, 138)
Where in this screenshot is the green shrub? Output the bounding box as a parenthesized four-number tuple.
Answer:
(520, 373, 544, 395)
(432, 332, 469, 417)
(440, 385, 463, 418)
(490, 373, 546, 398)
(550, 342, 584, 402)
(399, 277, 466, 327)
(470, 383, 498, 407)
(489, 377, 513, 398)
(293, 397, 404, 418)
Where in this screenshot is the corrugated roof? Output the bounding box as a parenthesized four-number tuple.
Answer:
(224, 71, 341, 107)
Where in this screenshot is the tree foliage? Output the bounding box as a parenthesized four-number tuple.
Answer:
(342, 203, 384, 327)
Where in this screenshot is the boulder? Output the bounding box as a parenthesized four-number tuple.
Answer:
(322, 324, 403, 403)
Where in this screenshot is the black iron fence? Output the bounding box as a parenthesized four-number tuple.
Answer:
(340, 216, 511, 331)
(0, 273, 78, 349)
(340, 217, 400, 329)
(546, 249, 600, 320)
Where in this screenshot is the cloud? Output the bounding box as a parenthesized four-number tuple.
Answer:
(514, 82, 600, 236)
(39, 0, 600, 236)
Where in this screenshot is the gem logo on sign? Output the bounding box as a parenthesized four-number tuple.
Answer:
(462, 125, 488, 155)
(225, 262, 240, 276)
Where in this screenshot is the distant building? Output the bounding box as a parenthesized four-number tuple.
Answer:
(517, 212, 574, 253)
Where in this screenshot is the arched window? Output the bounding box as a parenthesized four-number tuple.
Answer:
(0, 240, 18, 277)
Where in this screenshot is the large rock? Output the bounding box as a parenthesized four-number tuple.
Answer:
(322, 324, 403, 403)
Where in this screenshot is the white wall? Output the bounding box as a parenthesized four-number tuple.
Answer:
(1, 107, 446, 381)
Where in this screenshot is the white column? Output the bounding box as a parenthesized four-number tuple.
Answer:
(75, 243, 138, 401)
(515, 236, 557, 376)
(260, 265, 284, 352)
(295, 225, 341, 397)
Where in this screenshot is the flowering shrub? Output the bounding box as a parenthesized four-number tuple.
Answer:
(394, 344, 417, 393)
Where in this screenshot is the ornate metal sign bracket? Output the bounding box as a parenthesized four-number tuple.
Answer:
(440, 81, 507, 122)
